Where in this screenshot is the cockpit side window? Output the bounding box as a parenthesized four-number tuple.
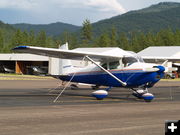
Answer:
(109, 61, 119, 69)
(101, 63, 108, 70)
(101, 61, 120, 70)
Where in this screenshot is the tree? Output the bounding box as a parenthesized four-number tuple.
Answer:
(0, 29, 4, 52)
(117, 32, 129, 50)
(46, 36, 54, 48)
(81, 19, 92, 45)
(36, 30, 47, 47)
(130, 32, 140, 52)
(60, 30, 70, 44)
(110, 26, 117, 46)
(10, 29, 23, 50)
(28, 30, 35, 45)
(174, 29, 180, 45)
(69, 33, 78, 49)
(21, 31, 29, 44)
(96, 33, 111, 47)
(145, 32, 155, 48)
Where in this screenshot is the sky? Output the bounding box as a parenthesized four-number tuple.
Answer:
(0, 0, 179, 26)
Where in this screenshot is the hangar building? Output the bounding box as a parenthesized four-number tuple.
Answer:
(0, 46, 180, 77)
(138, 46, 180, 77)
(0, 53, 48, 74)
(0, 47, 118, 75)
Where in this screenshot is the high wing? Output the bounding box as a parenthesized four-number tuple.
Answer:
(13, 46, 133, 61)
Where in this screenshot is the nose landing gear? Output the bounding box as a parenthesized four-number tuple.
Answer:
(132, 88, 154, 102)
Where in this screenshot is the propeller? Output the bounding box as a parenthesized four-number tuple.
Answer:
(161, 60, 178, 73)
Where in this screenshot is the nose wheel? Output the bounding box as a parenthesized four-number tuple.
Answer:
(131, 88, 154, 102)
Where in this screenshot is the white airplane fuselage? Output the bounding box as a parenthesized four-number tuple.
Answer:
(59, 61, 165, 88)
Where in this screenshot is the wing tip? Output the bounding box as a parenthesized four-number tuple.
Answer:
(12, 46, 29, 50)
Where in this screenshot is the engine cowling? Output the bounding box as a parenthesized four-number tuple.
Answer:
(92, 90, 108, 100)
(156, 65, 165, 73)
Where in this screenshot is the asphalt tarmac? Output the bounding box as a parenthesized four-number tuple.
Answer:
(0, 78, 180, 135)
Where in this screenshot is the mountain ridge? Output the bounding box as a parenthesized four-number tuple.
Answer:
(12, 22, 81, 36)
(91, 2, 180, 35)
(5, 2, 180, 37)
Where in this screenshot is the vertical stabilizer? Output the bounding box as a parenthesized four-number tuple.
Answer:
(48, 42, 72, 75)
(59, 43, 72, 75)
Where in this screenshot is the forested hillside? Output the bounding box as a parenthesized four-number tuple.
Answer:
(11, 2, 180, 38)
(0, 21, 16, 52)
(0, 21, 58, 52)
(12, 22, 81, 36)
(0, 2, 180, 53)
(92, 2, 180, 36)
(0, 21, 15, 32)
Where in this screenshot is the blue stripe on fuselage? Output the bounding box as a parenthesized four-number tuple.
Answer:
(59, 70, 164, 88)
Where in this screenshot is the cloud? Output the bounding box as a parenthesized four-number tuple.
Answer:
(53, 0, 126, 14)
(0, 0, 126, 13)
(84, 0, 126, 13)
(0, 0, 126, 25)
(0, 0, 36, 10)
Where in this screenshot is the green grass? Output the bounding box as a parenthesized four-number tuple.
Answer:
(161, 78, 180, 81)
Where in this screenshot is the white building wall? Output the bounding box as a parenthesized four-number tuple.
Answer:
(48, 43, 72, 75)
(48, 57, 61, 75)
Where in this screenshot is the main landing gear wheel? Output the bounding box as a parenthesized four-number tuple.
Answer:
(92, 90, 108, 100)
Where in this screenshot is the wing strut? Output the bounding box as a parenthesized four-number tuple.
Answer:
(85, 56, 127, 86)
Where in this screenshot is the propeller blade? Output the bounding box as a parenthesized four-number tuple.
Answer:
(164, 67, 178, 73)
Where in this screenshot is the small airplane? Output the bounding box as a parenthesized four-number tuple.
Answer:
(0, 65, 15, 73)
(27, 66, 48, 75)
(13, 43, 177, 102)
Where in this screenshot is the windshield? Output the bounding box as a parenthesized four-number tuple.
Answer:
(122, 57, 139, 67)
(122, 55, 144, 67)
(136, 55, 144, 63)
(109, 61, 119, 69)
(122, 57, 137, 66)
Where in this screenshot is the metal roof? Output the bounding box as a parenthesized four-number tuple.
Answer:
(0, 53, 48, 61)
(138, 46, 180, 57)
